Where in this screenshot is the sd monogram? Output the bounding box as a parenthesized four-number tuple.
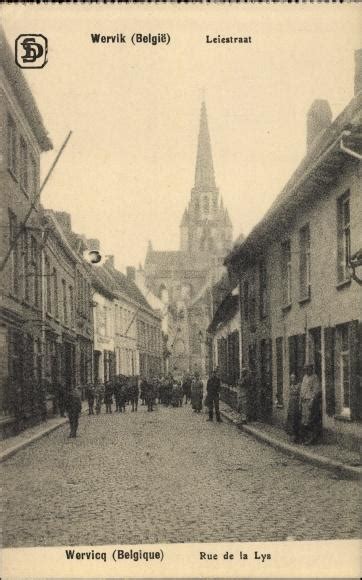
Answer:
(15, 34, 48, 69)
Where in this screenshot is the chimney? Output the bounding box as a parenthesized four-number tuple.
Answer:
(87, 238, 100, 252)
(104, 255, 114, 269)
(54, 211, 72, 232)
(306, 99, 332, 152)
(354, 49, 362, 96)
(126, 266, 136, 282)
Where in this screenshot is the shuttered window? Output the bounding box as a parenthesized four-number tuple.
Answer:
(281, 240, 292, 306)
(299, 224, 311, 300)
(276, 337, 284, 406)
(337, 192, 351, 283)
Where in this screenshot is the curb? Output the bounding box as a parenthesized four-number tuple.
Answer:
(220, 409, 361, 481)
(0, 418, 68, 464)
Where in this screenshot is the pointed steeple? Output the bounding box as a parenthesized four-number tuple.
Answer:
(194, 101, 216, 191)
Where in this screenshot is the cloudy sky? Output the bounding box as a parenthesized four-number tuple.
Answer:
(2, 4, 360, 271)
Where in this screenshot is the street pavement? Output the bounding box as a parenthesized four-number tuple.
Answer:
(2, 403, 360, 547)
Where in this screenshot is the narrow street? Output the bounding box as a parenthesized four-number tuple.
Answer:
(3, 404, 360, 547)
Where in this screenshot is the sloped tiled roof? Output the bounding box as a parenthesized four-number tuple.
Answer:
(145, 251, 183, 268)
(91, 267, 118, 300)
(105, 266, 157, 314)
(208, 294, 239, 334)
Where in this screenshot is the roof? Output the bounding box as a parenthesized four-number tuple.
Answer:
(105, 265, 159, 315)
(91, 267, 118, 301)
(226, 93, 362, 267)
(208, 294, 239, 334)
(145, 251, 183, 269)
(0, 27, 53, 152)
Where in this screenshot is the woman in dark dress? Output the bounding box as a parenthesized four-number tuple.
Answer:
(285, 373, 301, 443)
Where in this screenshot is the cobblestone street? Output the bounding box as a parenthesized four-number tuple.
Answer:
(3, 404, 360, 547)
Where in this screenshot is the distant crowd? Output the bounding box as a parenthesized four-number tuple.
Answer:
(61, 369, 223, 438)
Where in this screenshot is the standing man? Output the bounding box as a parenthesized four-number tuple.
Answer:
(86, 382, 96, 415)
(206, 367, 222, 423)
(299, 363, 322, 445)
(66, 386, 82, 438)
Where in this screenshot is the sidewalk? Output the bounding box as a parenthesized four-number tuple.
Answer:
(0, 415, 68, 463)
(220, 401, 361, 480)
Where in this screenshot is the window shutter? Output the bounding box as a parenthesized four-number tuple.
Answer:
(324, 326, 335, 417)
(349, 320, 362, 421)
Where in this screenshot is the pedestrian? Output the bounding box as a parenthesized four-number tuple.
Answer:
(119, 381, 128, 413)
(140, 378, 147, 406)
(144, 379, 154, 412)
(182, 374, 192, 404)
(104, 381, 113, 414)
(86, 382, 96, 415)
(299, 363, 322, 445)
(129, 377, 139, 412)
(206, 367, 222, 422)
(66, 386, 82, 438)
(285, 373, 301, 443)
(191, 372, 203, 413)
(165, 374, 173, 406)
(94, 380, 104, 414)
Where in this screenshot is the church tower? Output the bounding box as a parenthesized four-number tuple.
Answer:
(180, 101, 233, 256)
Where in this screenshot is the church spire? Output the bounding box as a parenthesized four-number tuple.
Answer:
(194, 101, 216, 191)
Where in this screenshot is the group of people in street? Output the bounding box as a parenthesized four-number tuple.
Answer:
(62, 362, 321, 443)
(286, 363, 322, 445)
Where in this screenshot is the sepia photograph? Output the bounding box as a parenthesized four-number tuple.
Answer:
(0, 3, 361, 578)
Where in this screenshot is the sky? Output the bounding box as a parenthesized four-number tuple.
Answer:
(2, 4, 361, 272)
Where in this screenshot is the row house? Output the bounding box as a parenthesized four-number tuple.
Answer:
(208, 276, 241, 409)
(225, 51, 362, 449)
(0, 29, 53, 435)
(91, 266, 117, 383)
(42, 211, 93, 402)
(104, 260, 163, 379)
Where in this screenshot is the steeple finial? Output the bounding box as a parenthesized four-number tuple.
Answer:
(194, 101, 216, 191)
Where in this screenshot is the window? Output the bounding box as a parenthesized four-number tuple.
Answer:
(249, 274, 256, 330)
(9, 211, 19, 296)
(337, 192, 351, 283)
(336, 324, 351, 416)
(299, 224, 311, 300)
(62, 279, 68, 325)
(8, 115, 18, 176)
(281, 240, 292, 306)
(28, 154, 37, 198)
(23, 231, 30, 302)
(30, 236, 41, 308)
(103, 306, 108, 336)
(227, 331, 240, 385)
(276, 337, 284, 406)
(45, 256, 52, 313)
(69, 286, 74, 326)
(203, 196, 209, 213)
(259, 259, 268, 319)
(243, 280, 249, 320)
(53, 269, 58, 318)
(19, 136, 28, 192)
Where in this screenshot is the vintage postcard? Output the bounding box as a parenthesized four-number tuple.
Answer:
(0, 2, 361, 579)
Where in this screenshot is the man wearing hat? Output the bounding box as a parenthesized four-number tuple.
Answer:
(299, 363, 322, 445)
